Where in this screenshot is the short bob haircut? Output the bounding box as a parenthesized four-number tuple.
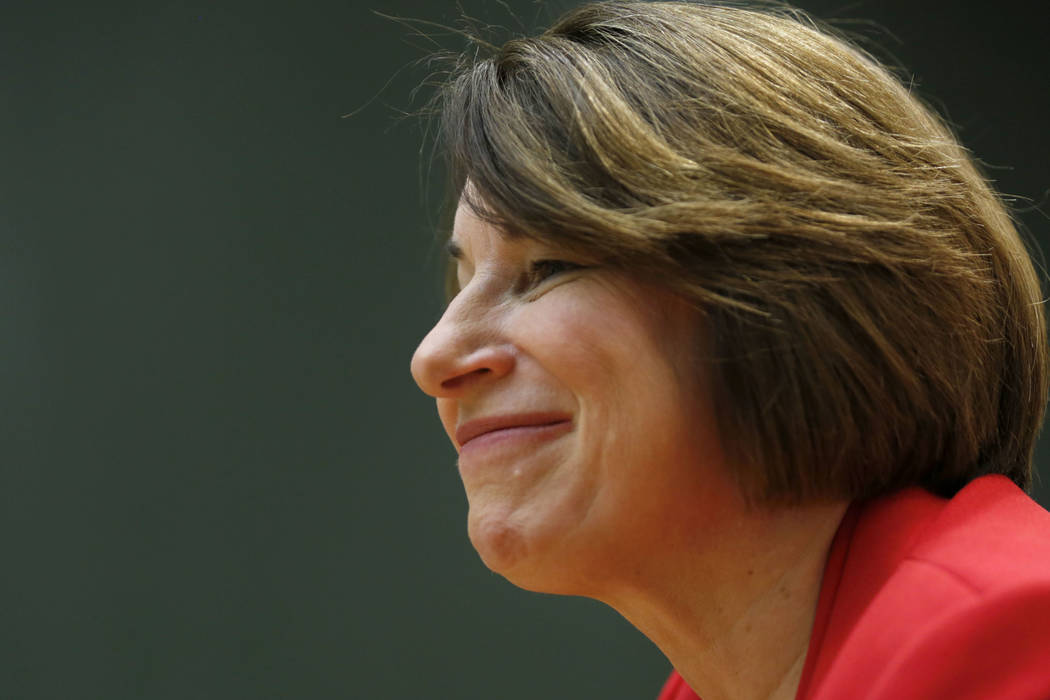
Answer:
(434, 0, 1048, 504)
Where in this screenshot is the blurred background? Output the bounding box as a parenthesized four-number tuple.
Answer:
(2, 1, 1047, 698)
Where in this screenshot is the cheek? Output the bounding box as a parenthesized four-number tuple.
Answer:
(523, 292, 663, 399)
(524, 283, 708, 465)
(523, 286, 630, 360)
(519, 292, 678, 480)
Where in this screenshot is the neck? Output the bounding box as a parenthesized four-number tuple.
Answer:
(602, 501, 847, 700)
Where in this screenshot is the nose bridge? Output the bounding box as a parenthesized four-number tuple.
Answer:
(424, 286, 489, 364)
(411, 280, 511, 397)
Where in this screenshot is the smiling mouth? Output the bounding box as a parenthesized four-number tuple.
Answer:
(455, 413, 573, 449)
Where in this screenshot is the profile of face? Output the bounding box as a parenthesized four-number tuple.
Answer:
(411, 202, 736, 598)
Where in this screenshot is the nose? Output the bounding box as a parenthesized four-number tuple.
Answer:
(410, 293, 515, 398)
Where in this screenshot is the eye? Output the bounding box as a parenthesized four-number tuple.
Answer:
(525, 259, 585, 290)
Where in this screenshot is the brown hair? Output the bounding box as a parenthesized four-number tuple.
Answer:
(433, 0, 1048, 503)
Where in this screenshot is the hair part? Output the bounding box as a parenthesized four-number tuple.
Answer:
(434, 0, 1048, 504)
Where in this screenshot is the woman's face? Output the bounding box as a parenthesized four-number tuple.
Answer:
(410, 203, 734, 596)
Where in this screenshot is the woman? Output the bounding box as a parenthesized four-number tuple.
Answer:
(410, 2, 1050, 698)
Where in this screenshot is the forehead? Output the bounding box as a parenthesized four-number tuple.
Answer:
(447, 194, 606, 269)
(450, 201, 486, 245)
(449, 202, 527, 259)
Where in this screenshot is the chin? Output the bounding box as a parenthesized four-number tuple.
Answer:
(467, 505, 602, 596)
(468, 508, 532, 575)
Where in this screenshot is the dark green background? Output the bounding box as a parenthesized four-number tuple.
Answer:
(2, 1, 1047, 698)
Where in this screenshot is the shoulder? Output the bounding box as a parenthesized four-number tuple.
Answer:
(804, 476, 1050, 699)
(876, 475, 1050, 612)
(865, 581, 1050, 699)
(846, 475, 1050, 608)
(907, 475, 1050, 589)
(814, 562, 1050, 699)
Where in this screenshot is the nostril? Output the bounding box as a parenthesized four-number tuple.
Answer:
(441, 367, 491, 391)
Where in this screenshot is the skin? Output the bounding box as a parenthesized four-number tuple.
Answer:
(411, 202, 848, 700)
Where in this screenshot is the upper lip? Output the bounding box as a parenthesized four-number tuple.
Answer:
(455, 412, 572, 447)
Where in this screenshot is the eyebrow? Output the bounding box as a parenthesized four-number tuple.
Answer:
(446, 239, 463, 260)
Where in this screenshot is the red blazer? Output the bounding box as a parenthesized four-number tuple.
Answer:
(657, 475, 1050, 700)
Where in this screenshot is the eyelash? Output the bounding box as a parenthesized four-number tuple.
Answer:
(526, 259, 583, 288)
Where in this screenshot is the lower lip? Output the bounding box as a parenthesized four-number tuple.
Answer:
(458, 421, 573, 460)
